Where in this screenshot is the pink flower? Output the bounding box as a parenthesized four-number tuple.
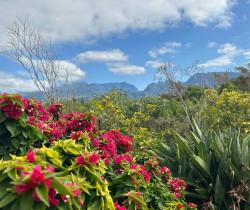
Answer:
(75, 155, 86, 165)
(26, 150, 35, 163)
(30, 165, 46, 185)
(73, 189, 81, 197)
(15, 183, 32, 193)
(48, 188, 60, 206)
(0, 95, 23, 119)
(160, 166, 172, 176)
(89, 153, 99, 165)
(188, 203, 197, 208)
(114, 202, 127, 210)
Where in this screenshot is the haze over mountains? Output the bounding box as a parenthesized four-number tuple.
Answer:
(20, 72, 240, 100)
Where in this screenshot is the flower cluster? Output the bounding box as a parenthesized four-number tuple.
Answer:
(0, 94, 196, 209)
(0, 94, 24, 119)
(75, 152, 100, 166)
(92, 130, 133, 165)
(170, 178, 187, 198)
(15, 164, 82, 206)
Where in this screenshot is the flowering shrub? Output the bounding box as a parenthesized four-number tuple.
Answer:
(0, 94, 45, 159)
(0, 93, 195, 209)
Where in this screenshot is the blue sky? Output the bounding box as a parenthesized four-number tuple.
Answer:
(0, 0, 250, 91)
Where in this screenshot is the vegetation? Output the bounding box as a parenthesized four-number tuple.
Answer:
(0, 63, 250, 209)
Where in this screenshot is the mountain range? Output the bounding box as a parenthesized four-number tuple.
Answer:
(20, 72, 240, 100)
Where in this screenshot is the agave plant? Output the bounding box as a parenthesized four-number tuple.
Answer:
(152, 121, 250, 210)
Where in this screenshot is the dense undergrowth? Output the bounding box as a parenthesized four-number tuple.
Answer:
(68, 87, 250, 210)
(0, 93, 197, 210)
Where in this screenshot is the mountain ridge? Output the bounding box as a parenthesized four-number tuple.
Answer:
(13, 72, 241, 99)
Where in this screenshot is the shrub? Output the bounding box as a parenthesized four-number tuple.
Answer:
(0, 94, 45, 159)
(153, 121, 250, 209)
(0, 93, 194, 210)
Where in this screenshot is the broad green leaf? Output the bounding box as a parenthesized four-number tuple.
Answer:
(5, 120, 16, 137)
(214, 175, 224, 205)
(35, 185, 49, 207)
(190, 155, 211, 177)
(20, 192, 34, 210)
(0, 112, 6, 123)
(0, 193, 17, 208)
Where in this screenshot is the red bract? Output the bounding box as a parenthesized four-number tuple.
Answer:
(89, 152, 99, 165)
(188, 202, 197, 208)
(0, 94, 23, 119)
(30, 165, 46, 185)
(131, 164, 151, 183)
(15, 165, 52, 197)
(170, 178, 187, 198)
(48, 188, 60, 205)
(114, 154, 133, 165)
(114, 202, 127, 210)
(160, 166, 172, 176)
(75, 155, 86, 165)
(176, 203, 184, 209)
(26, 150, 35, 163)
(47, 103, 63, 120)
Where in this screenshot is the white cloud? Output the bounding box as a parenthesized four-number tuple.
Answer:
(149, 41, 182, 58)
(20, 57, 86, 81)
(244, 50, 250, 59)
(57, 60, 86, 81)
(108, 63, 145, 75)
(0, 72, 38, 92)
(0, 0, 235, 46)
(0, 60, 85, 92)
(207, 41, 218, 48)
(200, 43, 241, 68)
(76, 49, 128, 63)
(145, 60, 164, 69)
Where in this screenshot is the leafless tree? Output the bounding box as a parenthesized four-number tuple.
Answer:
(157, 61, 206, 129)
(7, 19, 65, 104)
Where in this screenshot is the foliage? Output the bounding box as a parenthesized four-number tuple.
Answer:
(153, 121, 250, 209)
(0, 94, 45, 159)
(0, 138, 114, 210)
(0, 93, 194, 210)
(203, 89, 250, 133)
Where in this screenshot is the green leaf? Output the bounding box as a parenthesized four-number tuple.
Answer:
(190, 155, 211, 177)
(5, 120, 16, 137)
(10, 200, 20, 210)
(0, 193, 17, 208)
(87, 199, 101, 210)
(7, 169, 18, 181)
(0, 181, 10, 199)
(34, 203, 47, 210)
(20, 192, 34, 210)
(51, 177, 72, 196)
(35, 185, 49, 207)
(214, 175, 224, 205)
(0, 112, 6, 123)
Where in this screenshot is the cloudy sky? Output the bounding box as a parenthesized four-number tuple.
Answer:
(0, 0, 250, 91)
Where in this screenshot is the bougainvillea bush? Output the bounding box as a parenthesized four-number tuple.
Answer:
(0, 94, 196, 210)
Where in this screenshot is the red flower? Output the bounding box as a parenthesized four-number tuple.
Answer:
(188, 202, 197, 208)
(26, 150, 35, 163)
(176, 203, 184, 209)
(160, 166, 172, 176)
(48, 188, 60, 206)
(30, 165, 46, 185)
(0, 95, 23, 119)
(15, 183, 32, 193)
(73, 189, 81, 197)
(75, 155, 86, 165)
(89, 153, 99, 165)
(114, 202, 127, 210)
